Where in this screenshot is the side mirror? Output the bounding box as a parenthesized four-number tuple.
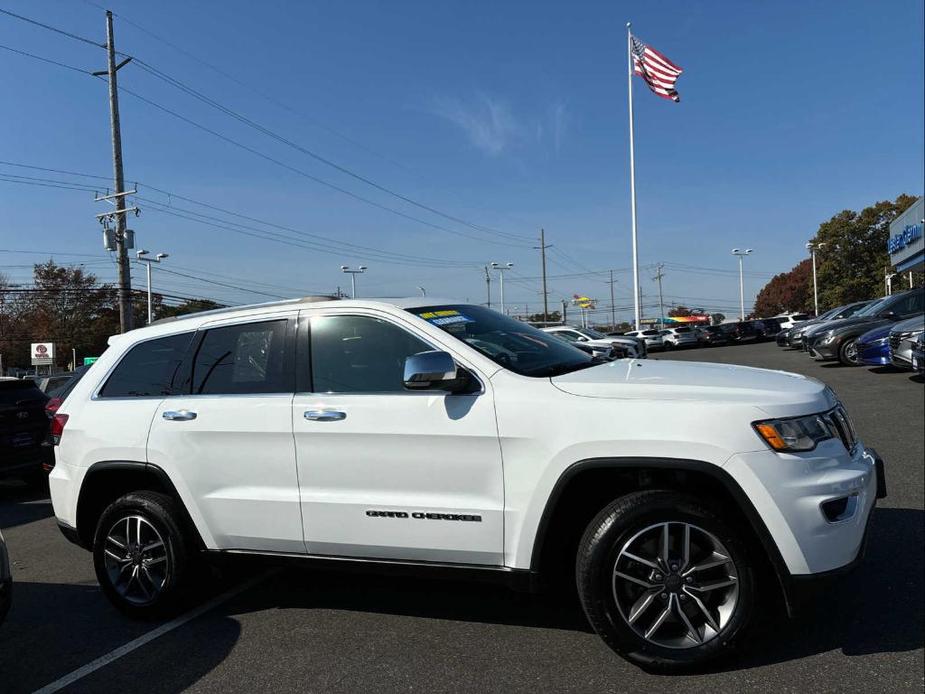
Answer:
(577, 336, 588, 342)
(403, 351, 466, 392)
(881, 310, 899, 321)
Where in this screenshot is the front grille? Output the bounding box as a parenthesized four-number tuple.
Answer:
(823, 405, 857, 453)
(889, 334, 902, 350)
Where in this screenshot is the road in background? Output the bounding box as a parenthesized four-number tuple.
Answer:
(0, 342, 922, 693)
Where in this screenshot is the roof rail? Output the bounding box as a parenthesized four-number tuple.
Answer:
(150, 295, 339, 325)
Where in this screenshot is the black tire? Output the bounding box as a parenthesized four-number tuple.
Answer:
(92, 491, 193, 618)
(838, 338, 860, 366)
(576, 490, 755, 672)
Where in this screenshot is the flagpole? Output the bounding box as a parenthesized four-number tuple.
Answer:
(626, 22, 641, 331)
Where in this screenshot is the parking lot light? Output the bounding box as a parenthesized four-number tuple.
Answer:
(731, 249, 753, 321)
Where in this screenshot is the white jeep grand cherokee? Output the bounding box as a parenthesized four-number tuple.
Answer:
(49, 297, 885, 670)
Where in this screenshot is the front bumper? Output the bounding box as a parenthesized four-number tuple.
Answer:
(725, 442, 884, 577)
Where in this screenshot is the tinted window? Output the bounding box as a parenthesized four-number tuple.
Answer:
(0, 380, 47, 407)
(191, 320, 289, 395)
(100, 333, 194, 397)
(674, 327, 692, 333)
(407, 305, 592, 378)
(556, 330, 582, 342)
(311, 315, 432, 393)
(891, 290, 924, 317)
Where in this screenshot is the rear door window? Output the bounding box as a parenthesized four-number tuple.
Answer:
(99, 332, 195, 398)
(190, 320, 291, 395)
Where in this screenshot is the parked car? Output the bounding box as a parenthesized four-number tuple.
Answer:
(806, 289, 925, 365)
(622, 329, 665, 351)
(790, 301, 874, 349)
(35, 373, 77, 394)
(541, 326, 645, 359)
(911, 332, 925, 373)
(888, 315, 925, 370)
(774, 312, 813, 331)
(43, 365, 92, 420)
(857, 324, 894, 367)
(0, 379, 52, 484)
(658, 326, 698, 349)
(696, 325, 730, 347)
(724, 321, 763, 343)
(0, 528, 10, 626)
(755, 318, 784, 339)
(48, 296, 886, 670)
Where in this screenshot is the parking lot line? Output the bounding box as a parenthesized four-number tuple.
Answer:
(31, 569, 276, 694)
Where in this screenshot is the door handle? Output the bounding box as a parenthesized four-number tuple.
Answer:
(162, 410, 197, 421)
(304, 409, 346, 422)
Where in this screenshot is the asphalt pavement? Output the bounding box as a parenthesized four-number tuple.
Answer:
(1, 341, 922, 693)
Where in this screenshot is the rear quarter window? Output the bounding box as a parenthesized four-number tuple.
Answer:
(99, 332, 195, 398)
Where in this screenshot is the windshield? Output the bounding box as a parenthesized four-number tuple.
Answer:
(837, 301, 871, 319)
(854, 296, 890, 317)
(408, 305, 595, 377)
(578, 327, 608, 339)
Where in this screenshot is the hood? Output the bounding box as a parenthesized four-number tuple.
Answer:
(551, 359, 832, 413)
(822, 316, 891, 335)
(858, 324, 892, 344)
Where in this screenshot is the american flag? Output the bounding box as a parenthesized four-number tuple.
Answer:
(631, 35, 683, 102)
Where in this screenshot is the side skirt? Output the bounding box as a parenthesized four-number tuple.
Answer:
(204, 549, 538, 592)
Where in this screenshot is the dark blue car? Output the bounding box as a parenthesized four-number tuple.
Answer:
(857, 324, 893, 366)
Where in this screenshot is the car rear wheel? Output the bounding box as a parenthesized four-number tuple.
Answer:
(839, 338, 860, 366)
(576, 490, 755, 672)
(93, 491, 193, 618)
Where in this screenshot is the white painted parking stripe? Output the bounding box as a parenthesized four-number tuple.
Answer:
(32, 569, 276, 694)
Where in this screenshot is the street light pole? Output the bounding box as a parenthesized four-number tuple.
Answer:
(136, 250, 168, 324)
(731, 249, 753, 321)
(340, 265, 367, 298)
(806, 242, 825, 315)
(417, 286, 426, 297)
(490, 262, 513, 314)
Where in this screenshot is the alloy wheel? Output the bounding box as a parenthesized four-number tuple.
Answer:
(102, 515, 170, 605)
(844, 340, 859, 364)
(611, 521, 739, 649)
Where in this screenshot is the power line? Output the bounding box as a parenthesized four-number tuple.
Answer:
(0, 8, 103, 48)
(0, 8, 534, 247)
(0, 42, 91, 74)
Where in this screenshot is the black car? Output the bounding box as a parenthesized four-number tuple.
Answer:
(725, 321, 763, 343)
(0, 379, 52, 483)
(697, 325, 730, 346)
(788, 300, 873, 348)
(805, 289, 925, 365)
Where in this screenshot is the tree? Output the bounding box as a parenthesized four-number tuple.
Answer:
(753, 259, 813, 317)
(156, 298, 223, 320)
(524, 310, 561, 324)
(812, 194, 917, 308)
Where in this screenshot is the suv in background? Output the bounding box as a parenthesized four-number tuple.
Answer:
(774, 313, 813, 332)
(0, 379, 52, 484)
(658, 326, 698, 349)
(49, 297, 886, 670)
(622, 329, 665, 351)
(806, 289, 924, 365)
(541, 326, 646, 359)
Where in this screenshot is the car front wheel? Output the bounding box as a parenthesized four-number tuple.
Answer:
(93, 491, 193, 618)
(576, 490, 755, 672)
(839, 338, 860, 366)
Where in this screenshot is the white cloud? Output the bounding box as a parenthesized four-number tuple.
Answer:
(428, 94, 522, 156)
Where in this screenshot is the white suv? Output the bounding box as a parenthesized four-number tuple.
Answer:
(658, 327, 699, 349)
(540, 326, 646, 359)
(49, 297, 885, 671)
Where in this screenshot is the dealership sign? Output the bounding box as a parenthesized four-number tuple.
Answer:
(888, 223, 923, 255)
(31, 342, 55, 366)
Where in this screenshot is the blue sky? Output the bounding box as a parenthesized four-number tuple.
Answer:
(1, 0, 922, 320)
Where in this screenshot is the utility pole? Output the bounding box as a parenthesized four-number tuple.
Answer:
(806, 242, 824, 315)
(652, 263, 666, 328)
(561, 298, 567, 324)
(340, 265, 367, 298)
(484, 265, 493, 308)
(534, 229, 551, 324)
(731, 249, 753, 321)
(94, 11, 135, 333)
(490, 262, 513, 314)
(605, 270, 618, 331)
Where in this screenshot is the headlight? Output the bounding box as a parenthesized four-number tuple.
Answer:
(819, 331, 837, 344)
(753, 414, 835, 452)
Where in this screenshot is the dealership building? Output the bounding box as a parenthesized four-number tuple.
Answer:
(888, 196, 924, 276)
